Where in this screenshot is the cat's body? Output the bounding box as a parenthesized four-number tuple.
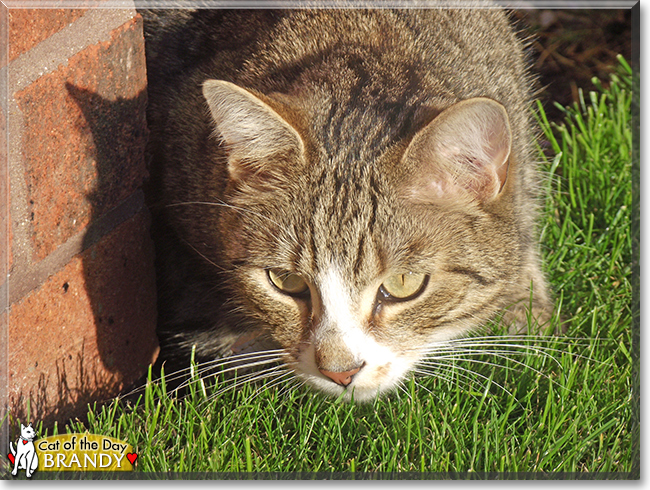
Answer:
(10, 423, 39, 478)
(142, 8, 553, 400)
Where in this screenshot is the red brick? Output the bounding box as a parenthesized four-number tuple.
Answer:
(16, 16, 148, 261)
(0, 105, 9, 271)
(8, 210, 158, 426)
(8, 8, 88, 63)
(0, 308, 6, 386)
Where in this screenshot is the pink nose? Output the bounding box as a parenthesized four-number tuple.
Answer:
(318, 367, 362, 386)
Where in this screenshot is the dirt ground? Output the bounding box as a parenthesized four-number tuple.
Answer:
(513, 8, 633, 122)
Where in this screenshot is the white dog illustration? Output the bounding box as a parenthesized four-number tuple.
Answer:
(10, 423, 39, 478)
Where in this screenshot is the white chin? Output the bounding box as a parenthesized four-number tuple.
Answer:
(302, 375, 385, 402)
(294, 345, 413, 402)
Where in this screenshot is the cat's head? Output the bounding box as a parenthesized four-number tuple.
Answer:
(200, 80, 521, 401)
(20, 423, 36, 441)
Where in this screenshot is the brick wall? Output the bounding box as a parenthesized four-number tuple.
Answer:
(0, 3, 159, 431)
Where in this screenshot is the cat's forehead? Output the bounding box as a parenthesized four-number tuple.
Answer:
(287, 176, 422, 290)
(307, 86, 423, 170)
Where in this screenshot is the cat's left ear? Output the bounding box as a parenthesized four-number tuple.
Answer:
(203, 80, 305, 184)
(402, 97, 512, 203)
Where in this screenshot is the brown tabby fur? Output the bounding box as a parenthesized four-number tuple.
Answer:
(141, 7, 554, 400)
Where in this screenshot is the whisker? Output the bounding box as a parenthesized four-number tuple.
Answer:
(421, 346, 560, 369)
(419, 340, 587, 397)
(446, 334, 604, 349)
(178, 356, 283, 393)
(410, 367, 465, 402)
(413, 367, 484, 402)
(274, 377, 306, 400)
(166, 200, 282, 228)
(420, 336, 605, 370)
(452, 334, 605, 343)
(394, 380, 414, 403)
(120, 347, 289, 404)
(414, 360, 486, 394)
(244, 370, 297, 403)
(208, 364, 289, 399)
(193, 350, 284, 375)
(161, 349, 284, 381)
(425, 348, 560, 375)
(416, 360, 518, 401)
(445, 335, 610, 358)
(179, 237, 226, 271)
(146, 351, 284, 397)
(420, 355, 556, 392)
(414, 363, 478, 388)
(409, 378, 444, 404)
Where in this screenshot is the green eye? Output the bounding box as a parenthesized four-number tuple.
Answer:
(268, 269, 309, 296)
(380, 272, 428, 301)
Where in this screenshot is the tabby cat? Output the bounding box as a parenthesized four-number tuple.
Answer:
(141, 7, 554, 401)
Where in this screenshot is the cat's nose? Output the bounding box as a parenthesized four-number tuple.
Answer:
(318, 366, 362, 386)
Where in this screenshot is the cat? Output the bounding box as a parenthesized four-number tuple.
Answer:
(140, 7, 554, 401)
(10, 423, 39, 478)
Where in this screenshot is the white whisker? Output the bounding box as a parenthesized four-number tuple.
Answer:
(244, 370, 297, 403)
(410, 367, 466, 399)
(179, 237, 225, 271)
(166, 200, 282, 228)
(416, 360, 518, 401)
(419, 355, 561, 395)
(414, 364, 476, 389)
(425, 348, 558, 376)
(394, 380, 414, 403)
(209, 364, 289, 399)
(275, 377, 306, 399)
(183, 357, 283, 390)
(165, 349, 284, 378)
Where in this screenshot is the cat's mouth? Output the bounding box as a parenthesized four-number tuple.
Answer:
(293, 343, 411, 402)
(226, 330, 409, 401)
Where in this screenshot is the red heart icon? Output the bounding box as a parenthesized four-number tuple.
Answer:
(126, 453, 138, 465)
(7, 453, 15, 465)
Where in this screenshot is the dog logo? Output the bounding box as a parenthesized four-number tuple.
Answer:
(8, 422, 39, 478)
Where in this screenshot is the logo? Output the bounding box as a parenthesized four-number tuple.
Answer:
(8, 423, 39, 478)
(7, 421, 137, 476)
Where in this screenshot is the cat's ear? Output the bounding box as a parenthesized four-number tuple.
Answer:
(202, 80, 305, 183)
(402, 97, 512, 203)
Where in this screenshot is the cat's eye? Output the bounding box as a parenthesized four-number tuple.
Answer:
(268, 269, 309, 296)
(379, 272, 428, 301)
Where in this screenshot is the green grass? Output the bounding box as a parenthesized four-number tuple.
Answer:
(19, 57, 637, 477)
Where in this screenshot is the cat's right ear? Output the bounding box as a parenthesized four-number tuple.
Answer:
(202, 80, 305, 184)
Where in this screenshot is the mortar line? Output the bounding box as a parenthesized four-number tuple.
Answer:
(2, 1, 140, 300)
(1, 5, 137, 99)
(1, 189, 147, 307)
